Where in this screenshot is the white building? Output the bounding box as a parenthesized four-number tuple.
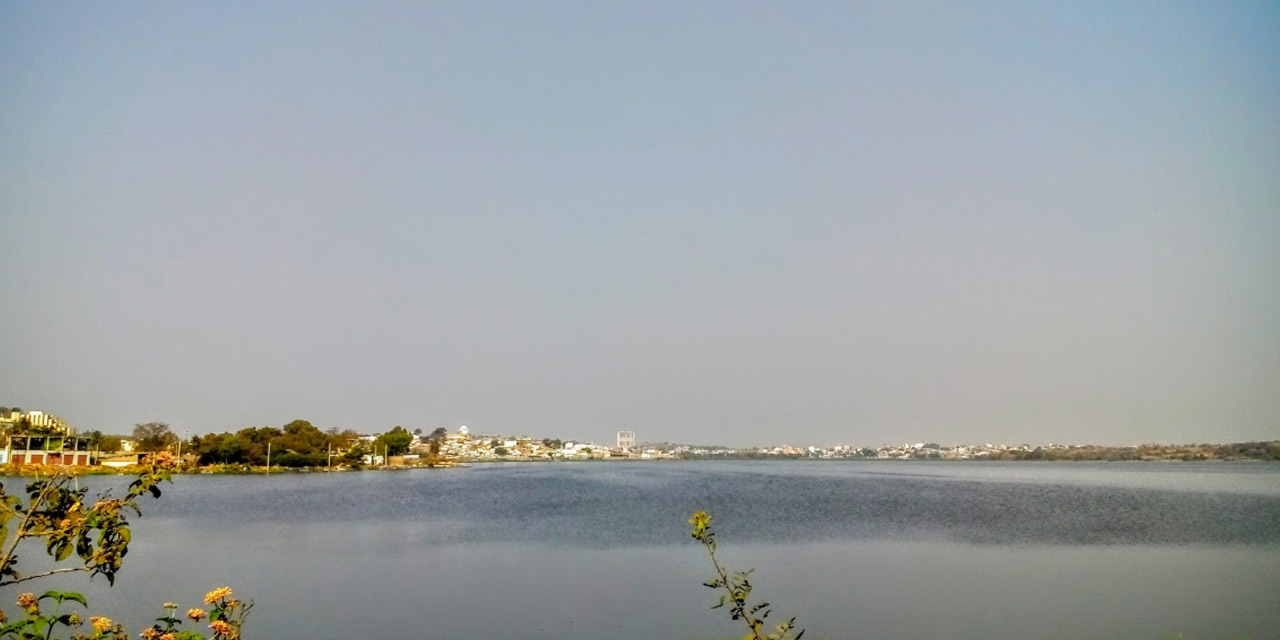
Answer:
(617, 430, 636, 450)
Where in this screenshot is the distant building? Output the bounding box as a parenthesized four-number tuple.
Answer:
(617, 430, 636, 451)
(2, 435, 93, 466)
(1, 409, 69, 435)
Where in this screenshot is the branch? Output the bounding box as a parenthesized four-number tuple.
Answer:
(0, 472, 61, 569)
(0, 565, 90, 586)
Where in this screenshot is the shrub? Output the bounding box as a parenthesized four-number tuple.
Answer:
(0, 454, 251, 639)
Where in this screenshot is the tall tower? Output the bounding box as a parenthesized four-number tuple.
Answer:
(617, 430, 636, 451)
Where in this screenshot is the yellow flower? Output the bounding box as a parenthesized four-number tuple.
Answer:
(67, 613, 83, 627)
(91, 617, 113, 633)
(204, 586, 233, 604)
(160, 634, 177, 640)
(689, 510, 712, 535)
(186, 608, 206, 621)
(163, 602, 178, 609)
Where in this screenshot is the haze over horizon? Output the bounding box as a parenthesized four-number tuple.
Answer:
(2, 2, 1277, 448)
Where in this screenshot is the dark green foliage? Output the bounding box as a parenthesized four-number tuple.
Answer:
(132, 422, 178, 452)
(375, 427, 413, 457)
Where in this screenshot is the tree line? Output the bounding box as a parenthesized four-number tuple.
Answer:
(68, 420, 451, 468)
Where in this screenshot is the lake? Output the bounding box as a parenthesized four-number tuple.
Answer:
(11, 461, 1280, 639)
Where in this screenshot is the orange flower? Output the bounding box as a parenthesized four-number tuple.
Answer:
(187, 608, 206, 621)
(140, 629, 160, 640)
(17, 592, 37, 613)
(148, 451, 179, 470)
(204, 586, 233, 604)
(209, 620, 233, 636)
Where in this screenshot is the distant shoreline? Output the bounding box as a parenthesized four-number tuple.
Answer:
(3, 454, 1278, 477)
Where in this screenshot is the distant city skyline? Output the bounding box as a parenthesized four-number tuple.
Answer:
(2, 2, 1277, 448)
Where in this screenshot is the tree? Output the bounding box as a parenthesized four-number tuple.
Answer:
(192, 433, 250, 465)
(132, 422, 178, 452)
(98, 434, 124, 452)
(374, 427, 413, 457)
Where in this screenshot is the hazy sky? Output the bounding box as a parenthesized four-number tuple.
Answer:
(2, 2, 1277, 447)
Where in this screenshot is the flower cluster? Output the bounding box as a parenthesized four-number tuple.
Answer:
(146, 451, 180, 470)
(17, 592, 38, 615)
(204, 587, 233, 604)
(1, 468, 250, 640)
(689, 510, 712, 537)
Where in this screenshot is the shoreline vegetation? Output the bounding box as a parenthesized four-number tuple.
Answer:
(1, 441, 1277, 477)
(3, 414, 1277, 476)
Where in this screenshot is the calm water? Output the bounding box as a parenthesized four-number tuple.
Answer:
(11, 461, 1280, 639)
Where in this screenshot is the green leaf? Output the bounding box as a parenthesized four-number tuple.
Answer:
(39, 590, 88, 606)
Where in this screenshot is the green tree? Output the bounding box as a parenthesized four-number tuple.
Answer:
(192, 433, 250, 465)
(132, 422, 178, 452)
(374, 427, 413, 457)
(97, 435, 124, 453)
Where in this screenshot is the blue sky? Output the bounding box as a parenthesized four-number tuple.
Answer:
(2, 1, 1277, 446)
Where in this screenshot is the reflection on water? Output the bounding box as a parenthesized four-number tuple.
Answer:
(14, 462, 1280, 639)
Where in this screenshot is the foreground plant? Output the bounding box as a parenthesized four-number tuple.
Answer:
(0, 455, 250, 639)
(689, 510, 804, 640)
(135, 588, 252, 640)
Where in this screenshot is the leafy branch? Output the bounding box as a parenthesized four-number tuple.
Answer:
(0, 454, 251, 640)
(689, 510, 804, 640)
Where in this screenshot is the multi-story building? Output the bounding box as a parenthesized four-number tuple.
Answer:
(1, 435, 93, 466)
(1, 409, 69, 435)
(617, 430, 636, 451)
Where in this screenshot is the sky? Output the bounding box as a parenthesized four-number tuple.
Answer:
(1, 1, 1277, 447)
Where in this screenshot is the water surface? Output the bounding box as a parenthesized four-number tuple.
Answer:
(13, 461, 1280, 639)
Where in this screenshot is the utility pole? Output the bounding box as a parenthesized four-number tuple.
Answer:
(266, 442, 271, 474)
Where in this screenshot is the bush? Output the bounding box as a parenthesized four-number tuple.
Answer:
(0, 454, 251, 639)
